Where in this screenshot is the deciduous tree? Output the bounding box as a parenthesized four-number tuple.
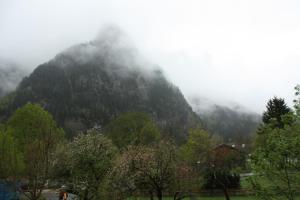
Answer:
(104, 112, 160, 149)
(180, 128, 220, 164)
(65, 132, 117, 200)
(110, 141, 177, 200)
(249, 117, 300, 200)
(0, 130, 23, 180)
(7, 103, 64, 200)
(251, 89, 300, 200)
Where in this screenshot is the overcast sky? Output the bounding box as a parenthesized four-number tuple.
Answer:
(1, 0, 300, 113)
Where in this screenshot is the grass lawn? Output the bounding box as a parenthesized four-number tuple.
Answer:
(128, 196, 300, 200)
(128, 177, 299, 200)
(128, 196, 256, 200)
(193, 197, 255, 200)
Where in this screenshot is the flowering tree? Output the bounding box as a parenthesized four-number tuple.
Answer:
(110, 141, 177, 200)
(65, 132, 117, 200)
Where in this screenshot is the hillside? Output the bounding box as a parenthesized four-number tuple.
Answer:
(0, 27, 200, 142)
(189, 96, 261, 144)
(0, 60, 28, 98)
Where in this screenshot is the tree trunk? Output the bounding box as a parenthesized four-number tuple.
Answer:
(31, 195, 38, 200)
(149, 191, 154, 200)
(174, 191, 180, 200)
(222, 187, 230, 200)
(29, 192, 40, 200)
(83, 189, 89, 200)
(156, 189, 163, 200)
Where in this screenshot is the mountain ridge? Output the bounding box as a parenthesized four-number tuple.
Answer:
(188, 96, 261, 144)
(0, 27, 200, 142)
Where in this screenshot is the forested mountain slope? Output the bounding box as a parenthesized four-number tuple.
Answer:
(189, 96, 261, 144)
(0, 60, 27, 98)
(0, 27, 200, 141)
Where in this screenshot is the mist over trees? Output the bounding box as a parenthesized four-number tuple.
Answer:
(0, 60, 28, 98)
(0, 27, 263, 145)
(0, 26, 199, 143)
(189, 96, 261, 144)
(2, 25, 300, 200)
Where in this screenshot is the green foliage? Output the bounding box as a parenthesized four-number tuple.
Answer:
(105, 112, 160, 149)
(203, 170, 240, 190)
(0, 130, 24, 179)
(49, 142, 70, 180)
(250, 117, 300, 200)
(0, 92, 16, 108)
(126, 197, 288, 200)
(262, 97, 291, 128)
(63, 132, 117, 200)
(179, 129, 227, 194)
(0, 92, 16, 121)
(6, 103, 65, 200)
(7, 103, 64, 150)
(180, 128, 220, 164)
(204, 151, 243, 192)
(294, 84, 300, 116)
(199, 105, 260, 144)
(110, 141, 177, 200)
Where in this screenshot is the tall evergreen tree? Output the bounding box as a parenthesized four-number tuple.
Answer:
(262, 97, 291, 128)
(293, 84, 300, 116)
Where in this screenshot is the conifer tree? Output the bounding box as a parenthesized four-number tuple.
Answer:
(262, 97, 291, 128)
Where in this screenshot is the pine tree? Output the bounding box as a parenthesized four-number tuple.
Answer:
(262, 97, 291, 128)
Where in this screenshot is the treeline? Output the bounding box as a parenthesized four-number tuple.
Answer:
(1, 85, 300, 200)
(199, 105, 260, 144)
(0, 104, 245, 200)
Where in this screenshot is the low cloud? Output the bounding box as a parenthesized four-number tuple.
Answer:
(1, 0, 300, 112)
(0, 59, 29, 97)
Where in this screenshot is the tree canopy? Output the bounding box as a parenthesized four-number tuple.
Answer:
(180, 128, 220, 164)
(250, 90, 300, 200)
(110, 141, 177, 200)
(65, 132, 117, 200)
(250, 115, 300, 200)
(262, 97, 291, 128)
(0, 130, 24, 179)
(6, 103, 64, 200)
(104, 112, 160, 149)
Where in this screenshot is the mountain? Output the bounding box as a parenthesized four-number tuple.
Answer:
(188, 96, 261, 144)
(0, 27, 200, 142)
(0, 60, 28, 98)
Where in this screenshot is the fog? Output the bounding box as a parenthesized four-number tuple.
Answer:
(0, 59, 28, 97)
(1, 0, 300, 113)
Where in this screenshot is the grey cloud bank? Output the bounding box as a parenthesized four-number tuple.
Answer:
(1, 0, 300, 113)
